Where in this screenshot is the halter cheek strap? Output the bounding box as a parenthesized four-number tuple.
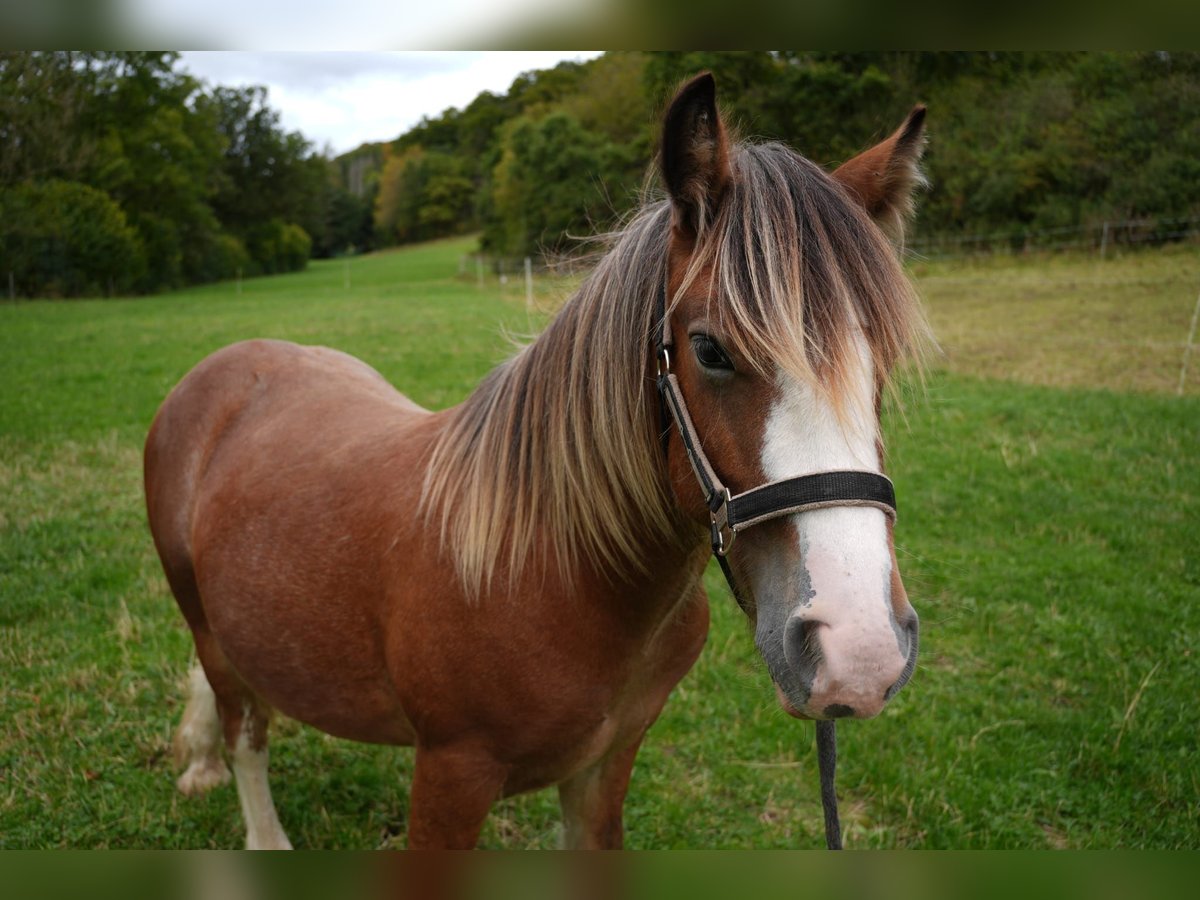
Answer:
(653, 282, 897, 851)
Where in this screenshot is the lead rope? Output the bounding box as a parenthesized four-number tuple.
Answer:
(816, 720, 842, 849)
(717, 554, 842, 849)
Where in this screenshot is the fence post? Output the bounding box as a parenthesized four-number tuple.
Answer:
(1178, 286, 1200, 396)
(524, 257, 533, 312)
(458, 255, 465, 277)
(1100, 221, 1110, 259)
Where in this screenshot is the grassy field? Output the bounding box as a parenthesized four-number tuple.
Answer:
(912, 246, 1200, 395)
(1, 237, 1197, 848)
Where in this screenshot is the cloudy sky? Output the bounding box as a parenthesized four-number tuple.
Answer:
(177, 51, 602, 156)
(127, 0, 601, 48)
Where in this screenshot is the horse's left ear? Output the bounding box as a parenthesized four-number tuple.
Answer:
(660, 72, 731, 240)
(832, 105, 928, 244)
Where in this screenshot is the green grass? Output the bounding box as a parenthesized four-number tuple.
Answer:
(1, 238, 1198, 848)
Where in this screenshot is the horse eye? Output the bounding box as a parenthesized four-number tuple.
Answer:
(691, 334, 733, 371)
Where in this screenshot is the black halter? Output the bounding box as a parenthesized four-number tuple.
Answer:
(653, 283, 898, 850)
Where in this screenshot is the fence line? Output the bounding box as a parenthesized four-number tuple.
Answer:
(459, 254, 561, 319)
(907, 215, 1200, 260)
(460, 216, 1199, 278)
(457, 229, 1200, 396)
(460, 215, 1199, 312)
(462, 254, 557, 279)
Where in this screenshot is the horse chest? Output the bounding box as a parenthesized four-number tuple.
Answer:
(498, 588, 710, 795)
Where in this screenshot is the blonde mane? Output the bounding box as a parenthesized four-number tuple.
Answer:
(420, 140, 931, 597)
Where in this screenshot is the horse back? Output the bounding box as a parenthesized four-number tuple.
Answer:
(145, 338, 425, 557)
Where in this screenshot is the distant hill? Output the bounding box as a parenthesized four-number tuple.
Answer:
(334, 51, 1200, 260)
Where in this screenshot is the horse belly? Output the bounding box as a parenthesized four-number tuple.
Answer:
(196, 554, 416, 745)
(176, 342, 428, 746)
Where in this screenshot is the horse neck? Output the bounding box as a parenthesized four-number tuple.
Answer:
(534, 307, 711, 591)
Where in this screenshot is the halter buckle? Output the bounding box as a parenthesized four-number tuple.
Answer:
(710, 488, 735, 557)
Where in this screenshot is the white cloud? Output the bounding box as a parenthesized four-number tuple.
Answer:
(125, 1, 600, 49)
(178, 51, 602, 155)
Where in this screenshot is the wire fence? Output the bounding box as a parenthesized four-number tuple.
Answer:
(459, 218, 1200, 396)
(906, 215, 1200, 260)
(457, 253, 568, 313)
(453, 216, 1200, 294)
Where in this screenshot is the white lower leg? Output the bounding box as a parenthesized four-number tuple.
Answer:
(175, 664, 231, 796)
(232, 726, 292, 850)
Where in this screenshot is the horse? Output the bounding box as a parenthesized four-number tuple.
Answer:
(144, 73, 931, 849)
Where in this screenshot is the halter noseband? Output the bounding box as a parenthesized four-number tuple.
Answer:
(653, 282, 898, 850)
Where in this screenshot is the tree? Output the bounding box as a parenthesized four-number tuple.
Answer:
(0, 52, 347, 294)
(374, 147, 474, 245)
(0, 180, 145, 297)
(0, 51, 101, 185)
(323, 185, 374, 256)
(486, 112, 633, 257)
(374, 146, 425, 245)
(194, 85, 324, 274)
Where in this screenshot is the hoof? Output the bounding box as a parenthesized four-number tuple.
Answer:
(177, 759, 231, 796)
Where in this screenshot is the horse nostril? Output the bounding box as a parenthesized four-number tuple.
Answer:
(783, 615, 823, 692)
(823, 704, 855, 719)
(885, 610, 920, 701)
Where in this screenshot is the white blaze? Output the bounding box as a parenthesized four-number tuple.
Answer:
(760, 336, 903, 716)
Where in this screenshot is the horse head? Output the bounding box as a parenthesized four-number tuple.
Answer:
(658, 73, 929, 720)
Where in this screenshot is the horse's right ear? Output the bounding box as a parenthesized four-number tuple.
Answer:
(660, 72, 731, 239)
(832, 105, 928, 245)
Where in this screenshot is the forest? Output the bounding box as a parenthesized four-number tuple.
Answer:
(4, 51, 1199, 296)
(0, 52, 370, 297)
(363, 51, 1200, 259)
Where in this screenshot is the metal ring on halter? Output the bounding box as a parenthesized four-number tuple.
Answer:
(656, 346, 671, 377)
(709, 488, 735, 556)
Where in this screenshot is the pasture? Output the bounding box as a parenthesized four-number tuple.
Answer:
(1, 236, 1197, 848)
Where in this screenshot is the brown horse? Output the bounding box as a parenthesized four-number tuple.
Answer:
(144, 73, 930, 849)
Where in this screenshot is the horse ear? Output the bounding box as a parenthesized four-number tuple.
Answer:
(832, 105, 928, 244)
(660, 72, 731, 239)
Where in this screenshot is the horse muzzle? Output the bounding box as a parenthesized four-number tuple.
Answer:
(775, 604, 919, 720)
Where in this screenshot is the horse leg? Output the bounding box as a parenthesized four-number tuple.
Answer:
(406, 744, 506, 849)
(227, 699, 292, 851)
(557, 737, 643, 849)
(189, 634, 293, 850)
(174, 662, 232, 795)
